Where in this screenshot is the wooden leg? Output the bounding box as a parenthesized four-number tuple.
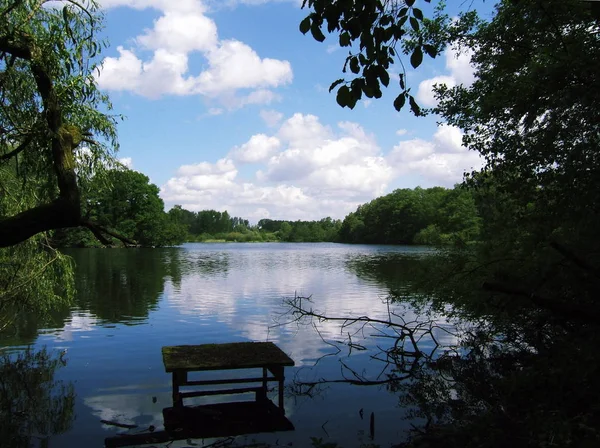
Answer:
(269, 366, 285, 414)
(172, 371, 186, 407)
(279, 376, 285, 413)
(172, 372, 181, 407)
(258, 367, 268, 402)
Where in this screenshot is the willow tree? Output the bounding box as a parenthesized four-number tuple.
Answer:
(0, 0, 128, 248)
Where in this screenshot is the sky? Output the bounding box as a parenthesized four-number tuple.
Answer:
(93, 0, 490, 222)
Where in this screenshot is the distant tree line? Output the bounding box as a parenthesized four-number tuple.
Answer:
(52, 169, 482, 247)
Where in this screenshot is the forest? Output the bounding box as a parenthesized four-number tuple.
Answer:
(1, 0, 600, 447)
(51, 167, 481, 247)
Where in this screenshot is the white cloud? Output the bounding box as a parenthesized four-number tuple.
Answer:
(96, 1, 292, 108)
(416, 75, 456, 107)
(396, 129, 408, 136)
(118, 157, 133, 168)
(96, 47, 143, 92)
(160, 113, 393, 220)
(388, 124, 483, 186)
(195, 41, 292, 96)
(137, 11, 218, 53)
(229, 134, 281, 163)
(259, 109, 284, 127)
(416, 46, 475, 107)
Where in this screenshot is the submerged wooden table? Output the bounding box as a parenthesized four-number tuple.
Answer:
(162, 342, 295, 414)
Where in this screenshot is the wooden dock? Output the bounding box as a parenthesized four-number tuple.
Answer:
(105, 341, 295, 447)
(162, 341, 295, 412)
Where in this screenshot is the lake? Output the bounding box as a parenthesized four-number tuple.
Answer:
(1, 242, 446, 448)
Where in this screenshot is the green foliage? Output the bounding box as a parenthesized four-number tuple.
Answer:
(0, 0, 119, 208)
(258, 217, 342, 242)
(300, 0, 437, 114)
(339, 186, 480, 245)
(390, 1, 600, 446)
(53, 168, 187, 247)
(0, 161, 74, 329)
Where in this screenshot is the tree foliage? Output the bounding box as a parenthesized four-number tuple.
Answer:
(300, 0, 439, 114)
(339, 186, 480, 245)
(0, 0, 125, 247)
(258, 217, 342, 242)
(53, 168, 188, 247)
(0, 159, 74, 329)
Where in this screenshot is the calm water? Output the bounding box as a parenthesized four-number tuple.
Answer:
(1, 243, 443, 447)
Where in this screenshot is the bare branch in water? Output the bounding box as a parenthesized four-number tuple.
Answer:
(273, 294, 461, 395)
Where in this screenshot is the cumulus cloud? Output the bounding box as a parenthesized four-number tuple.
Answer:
(96, 0, 292, 107)
(388, 124, 483, 186)
(416, 46, 475, 107)
(160, 113, 393, 219)
(229, 134, 281, 163)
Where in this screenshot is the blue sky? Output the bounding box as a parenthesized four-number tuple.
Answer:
(94, 0, 489, 221)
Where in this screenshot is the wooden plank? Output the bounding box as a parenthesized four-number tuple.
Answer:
(162, 342, 294, 372)
(179, 386, 263, 399)
(183, 376, 277, 386)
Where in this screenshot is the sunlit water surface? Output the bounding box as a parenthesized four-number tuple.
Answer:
(1, 243, 445, 447)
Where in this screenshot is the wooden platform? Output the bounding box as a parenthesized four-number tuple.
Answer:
(162, 341, 294, 372)
(162, 342, 295, 411)
(104, 342, 296, 447)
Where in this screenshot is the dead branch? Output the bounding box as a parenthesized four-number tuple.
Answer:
(278, 294, 461, 394)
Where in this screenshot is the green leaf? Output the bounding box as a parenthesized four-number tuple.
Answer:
(379, 68, 390, 87)
(329, 79, 345, 93)
(399, 73, 406, 90)
(398, 7, 408, 18)
(347, 91, 358, 109)
(410, 17, 420, 32)
(406, 0, 415, 7)
(350, 57, 360, 74)
(311, 23, 326, 42)
(410, 46, 423, 68)
(423, 44, 437, 58)
(299, 17, 311, 34)
(409, 95, 421, 116)
(339, 31, 350, 46)
(413, 8, 424, 21)
(336, 85, 351, 107)
(393, 94, 406, 111)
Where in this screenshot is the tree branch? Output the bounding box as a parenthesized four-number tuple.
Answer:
(82, 220, 137, 247)
(0, 134, 34, 160)
(0, 198, 80, 248)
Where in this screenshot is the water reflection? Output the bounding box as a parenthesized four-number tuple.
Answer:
(65, 248, 186, 323)
(0, 348, 75, 447)
(3, 243, 434, 447)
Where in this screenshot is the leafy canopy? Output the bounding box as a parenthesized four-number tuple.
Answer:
(0, 0, 123, 247)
